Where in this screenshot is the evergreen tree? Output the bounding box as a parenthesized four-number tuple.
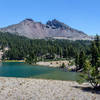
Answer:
(91, 35, 100, 66)
(78, 60, 100, 89)
(78, 51, 86, 70)
(75, 53, 79, 69)
(91, 42, 99, 66)
(25, 53, 37, 64)
(78, 35, 100, 89)
(61, 63, 66, 68)
(95, 35, 100, 49)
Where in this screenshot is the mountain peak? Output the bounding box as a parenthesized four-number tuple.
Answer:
(46, 19, 69, 29)
(0, 19, 92, 40)
(24, 18, 34, 22)
(20, 18, 34, 24)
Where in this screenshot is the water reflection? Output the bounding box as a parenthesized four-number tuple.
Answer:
(0, 62, 2, 67)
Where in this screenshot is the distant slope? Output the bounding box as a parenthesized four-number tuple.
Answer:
(0, 19, 92, 40)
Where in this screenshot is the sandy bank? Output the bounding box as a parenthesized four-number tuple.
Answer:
(37, 60, 76, 70)
(37, 60, 69, 67)
(0, 77, 99, 100)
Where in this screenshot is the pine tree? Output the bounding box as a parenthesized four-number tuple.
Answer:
(95, 35, 100, 49)
(91, 42, 99, 66)
(78, 51, 86, 70)
(78, 35, 100, 89)
(61, 63, 66, 68)
(78, 60, 100, 89)
(91, 35, 100, 67)
(75, 53, 79, 70)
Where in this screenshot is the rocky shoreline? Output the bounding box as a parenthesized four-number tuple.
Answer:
(0, 77, 99, 100)
(36, 60, 69, 67)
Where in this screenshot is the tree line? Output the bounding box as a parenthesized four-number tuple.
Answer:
(0, 32, 91, 62)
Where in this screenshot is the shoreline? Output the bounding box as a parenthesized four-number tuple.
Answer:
(36, 60, 76, 70)
(0, 60, 76, 70)
(0, 77, 99, 100)
(36, 60, 69, 67)
(2, 60, 25, 62)
(1, 60, 69, 67)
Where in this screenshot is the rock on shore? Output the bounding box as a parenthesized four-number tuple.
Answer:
(0, 77, 99, 100)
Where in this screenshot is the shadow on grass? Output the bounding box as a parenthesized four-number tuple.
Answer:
(72, 86, 100, 94)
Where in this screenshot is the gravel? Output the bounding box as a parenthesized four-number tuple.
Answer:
(0, 77, 99, 100)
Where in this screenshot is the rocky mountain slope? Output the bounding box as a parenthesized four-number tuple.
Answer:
(0, 19, 91, 40)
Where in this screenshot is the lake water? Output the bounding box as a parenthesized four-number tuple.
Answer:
(0, 62, 79, 81)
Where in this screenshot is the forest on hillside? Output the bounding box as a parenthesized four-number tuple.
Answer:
(0, 32, 91, 61)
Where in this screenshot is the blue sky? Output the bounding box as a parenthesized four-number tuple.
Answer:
(0, 0, 100, 35)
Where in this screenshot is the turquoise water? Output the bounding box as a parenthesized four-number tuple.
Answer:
(0, 62, 79, 81)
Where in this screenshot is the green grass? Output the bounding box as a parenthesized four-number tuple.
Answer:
(2, 60, 25, 62)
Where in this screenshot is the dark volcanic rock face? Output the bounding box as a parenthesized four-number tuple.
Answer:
(46, 19, 68, 30)
(0, 18, 91, 40)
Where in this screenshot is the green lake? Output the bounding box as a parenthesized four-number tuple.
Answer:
(0, 62, 79, 81)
